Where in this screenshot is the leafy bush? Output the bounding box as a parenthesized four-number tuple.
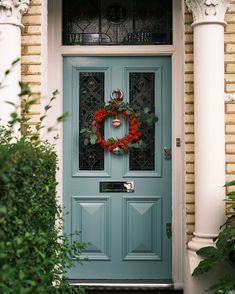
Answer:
(192, 180, 235, 293)
(0, 75, 85, 293)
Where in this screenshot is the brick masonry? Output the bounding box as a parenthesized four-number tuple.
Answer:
(185, 1, 235, 242)
(21, 0, 235, 243)
(21, 0, 41, 130)
(184, 7, 195, 243)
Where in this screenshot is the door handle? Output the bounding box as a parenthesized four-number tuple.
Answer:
(164, 147, 172, 160)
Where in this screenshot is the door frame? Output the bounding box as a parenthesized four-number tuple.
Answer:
(43, 0, 185, 289)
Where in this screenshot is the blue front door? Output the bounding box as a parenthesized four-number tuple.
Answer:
(63, 56, 172, 280)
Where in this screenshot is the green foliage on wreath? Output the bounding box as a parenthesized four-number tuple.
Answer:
(80, 97, 157, 155)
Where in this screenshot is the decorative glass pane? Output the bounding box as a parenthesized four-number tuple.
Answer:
(63, 0, 172, 45)
(129, 73, 155, 171)
(79, 72, 104, 170)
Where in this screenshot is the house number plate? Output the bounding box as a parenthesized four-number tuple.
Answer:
(100, 181, 134, 193)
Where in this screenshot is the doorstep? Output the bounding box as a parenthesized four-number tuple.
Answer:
(87, 290, 183, 294)
(69, 280, 183, 294)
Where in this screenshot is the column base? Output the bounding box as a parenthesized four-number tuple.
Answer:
(188, 233, 217, 274)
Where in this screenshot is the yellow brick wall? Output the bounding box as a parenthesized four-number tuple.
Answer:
(185, 1, 235, 242)
(225, 1, 235, 187)
(184, 9, 195, 242)
(21, 0, 41, 129)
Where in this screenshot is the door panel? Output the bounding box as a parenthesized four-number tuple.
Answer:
(63, 56, 172, 280)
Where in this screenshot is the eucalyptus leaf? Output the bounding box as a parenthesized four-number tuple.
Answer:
(90, 138, 96, 144)
(90, 134, 97, 144)
(91, 126, 97, 133)
(80, 128, 87, 134)
(144, 107, 150, 113)
(132, 143, 139, 148)
(90, 134, 98, 141)
(84, 138, 89, 146)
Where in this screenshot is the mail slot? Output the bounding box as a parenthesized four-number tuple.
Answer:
(100, 181, 134, 193)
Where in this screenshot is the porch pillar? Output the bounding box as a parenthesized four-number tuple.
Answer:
(185, 0, 230, 271)
(0, 0, 30, 125)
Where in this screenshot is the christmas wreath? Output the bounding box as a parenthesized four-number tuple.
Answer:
(80, 95, 157, 155)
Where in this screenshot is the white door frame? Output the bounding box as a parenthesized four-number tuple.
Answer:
(42, 0, 185, 289)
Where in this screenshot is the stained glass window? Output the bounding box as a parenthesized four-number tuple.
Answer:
(129, 72, 155, 171)
(79, 72, 105, 170)
(63, 0, 172, 45)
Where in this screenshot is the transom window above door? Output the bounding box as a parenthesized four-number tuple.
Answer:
(62, 0, 172, 45)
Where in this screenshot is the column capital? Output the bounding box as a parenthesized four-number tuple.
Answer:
(0, 0, 30, 27)
(185, 0, 230, 26)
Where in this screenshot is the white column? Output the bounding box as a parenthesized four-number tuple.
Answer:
(0, 0, 30, 125)
(185, 0, 230, 271)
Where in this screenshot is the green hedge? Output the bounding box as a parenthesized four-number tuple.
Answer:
(0, 132, 85, 294)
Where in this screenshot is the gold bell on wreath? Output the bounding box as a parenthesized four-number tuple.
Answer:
(112, 118, 121, 128)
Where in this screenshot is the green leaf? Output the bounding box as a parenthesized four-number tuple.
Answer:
(40, 115, 46, 122)
(30, 135, 39, 141)
(193, 246, 227, 277)
(44, 105, 52, 111)
(80, 128, 87, 134)
(52, 89, 59, 96)
(57, 112, 69, 122)
(12, 58, 20, 65)
(192, 258, 217, 276)
(19, 270, 25, 280)
(5, 101, 16, 107)
(227, 191, 235, 201)
(90, 134, 98, 140)
(84, 138, 89, 146)
(225, 180, 235, 187)
(132, 143, 140, 148)
(197, 246, 221, 258)
(0, 206, 7, 214)
(90, 134, 97, 144)
(207, 274, 235, 292)
(90, 138, 96, 145)
(217, 227, 235, 249)
(11, 112, 18, 119)
(144, 107, 150, 114)
(91, 126, 97, 133)
(108, 137, 116, 143)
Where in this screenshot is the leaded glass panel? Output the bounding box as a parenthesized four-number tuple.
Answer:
(79, 72, 104, 170)
(63, 0, 172, 45)
(129, 72, 155, 171)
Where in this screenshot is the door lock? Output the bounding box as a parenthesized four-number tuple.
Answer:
(164, 147, 172, 160)
(166, 223, 172, 239)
